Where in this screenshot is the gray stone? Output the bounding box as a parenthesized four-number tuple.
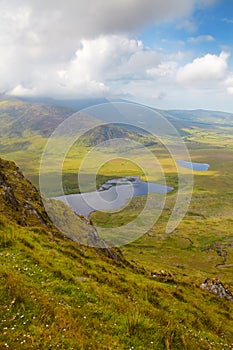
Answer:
(201, 278, 233, 301)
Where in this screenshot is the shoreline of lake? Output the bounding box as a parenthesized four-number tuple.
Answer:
(54, 176, 173, 217)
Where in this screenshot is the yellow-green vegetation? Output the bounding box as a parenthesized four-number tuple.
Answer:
(1, 99, 233, 349)
(1, 217, 233, 350)
(91, 132, 233, 286)
(0, 155, 233, 349)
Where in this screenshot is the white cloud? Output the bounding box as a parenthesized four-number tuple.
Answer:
(188, 34, 215, 43)
(147, 61, 177, 78)
(177, 52, 229, 85)
(0, 1, 218, 79)
(8, 35, 162, 98)
(1, 0, 232, 112)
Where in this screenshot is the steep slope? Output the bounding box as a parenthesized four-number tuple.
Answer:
(0, 158, 114, 250)
(0, 158, 51, 227)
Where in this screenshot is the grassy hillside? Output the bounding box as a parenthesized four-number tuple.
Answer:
(0, 99, 74, 137)
(1, 159, 233, 349)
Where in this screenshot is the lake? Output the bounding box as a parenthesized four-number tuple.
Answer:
(176, 160, 210, 171)
(55, 176, 173, 217)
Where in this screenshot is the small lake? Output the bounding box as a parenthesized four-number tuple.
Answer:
(55, 176, 173, 217)
(176, 160, 210, 171)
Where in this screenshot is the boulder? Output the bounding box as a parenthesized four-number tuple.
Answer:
(201, 278, 233, 301)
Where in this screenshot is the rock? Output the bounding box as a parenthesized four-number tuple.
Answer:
(0, 158, 51, 227)
(201, 278, 233, 301)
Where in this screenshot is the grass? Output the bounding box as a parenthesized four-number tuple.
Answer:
(1, 219, 233, 349)
(1, 104, 233, 348)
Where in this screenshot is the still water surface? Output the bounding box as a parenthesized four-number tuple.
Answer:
(55, 176, 173, 217)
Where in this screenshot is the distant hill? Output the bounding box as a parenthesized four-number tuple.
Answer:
(0, 98, 157, 146)
(1, 97, 233, 141)
(78, 123, 157, 147)
(14, 95, 233, 128)
(165, 109, 233, 128)
(19, 96, 111, 111)
(0, 99, 74, 138)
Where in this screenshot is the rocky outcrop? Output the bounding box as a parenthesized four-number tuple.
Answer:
(0, 158, 132, 266)
(201, 278, 233, 301)
(0, 158, 51, 227)
(0, 158, 126, 261)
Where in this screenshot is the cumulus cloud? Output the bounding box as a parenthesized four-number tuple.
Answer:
(1, 0, 231, 112)
(176, 52, 229, 85)
(0, 0, 219, 96)
(7, 35, 163, 98)
(1, 0, 215, 42)
(147, 61, 177, 78)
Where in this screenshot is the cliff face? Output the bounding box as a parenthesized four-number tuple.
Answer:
(0, 158, 117, 253)
(0, 158, 50, 227)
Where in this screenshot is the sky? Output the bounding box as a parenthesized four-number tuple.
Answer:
(1, 0, 233, 112)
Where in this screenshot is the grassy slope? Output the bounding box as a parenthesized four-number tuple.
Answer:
(1, 195, 233, 349)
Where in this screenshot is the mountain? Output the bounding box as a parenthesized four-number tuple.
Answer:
(0, 99, 74, 138)
(1, 157, 233, 349)
(78, 123, 157, 147)
(0, 98, 156, 143)
(19, 96, 110, 111)
(1, 97, 233, 143)
(165, 109, 233, 128)
(16, 95, 233, 128)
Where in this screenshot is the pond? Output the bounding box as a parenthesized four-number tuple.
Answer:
(55, 176, 173, 217)
(176, 160, 210, 171)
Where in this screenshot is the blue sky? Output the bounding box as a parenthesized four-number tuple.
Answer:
(0, 0, 233, 112)
(139, 0, 233, 60)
